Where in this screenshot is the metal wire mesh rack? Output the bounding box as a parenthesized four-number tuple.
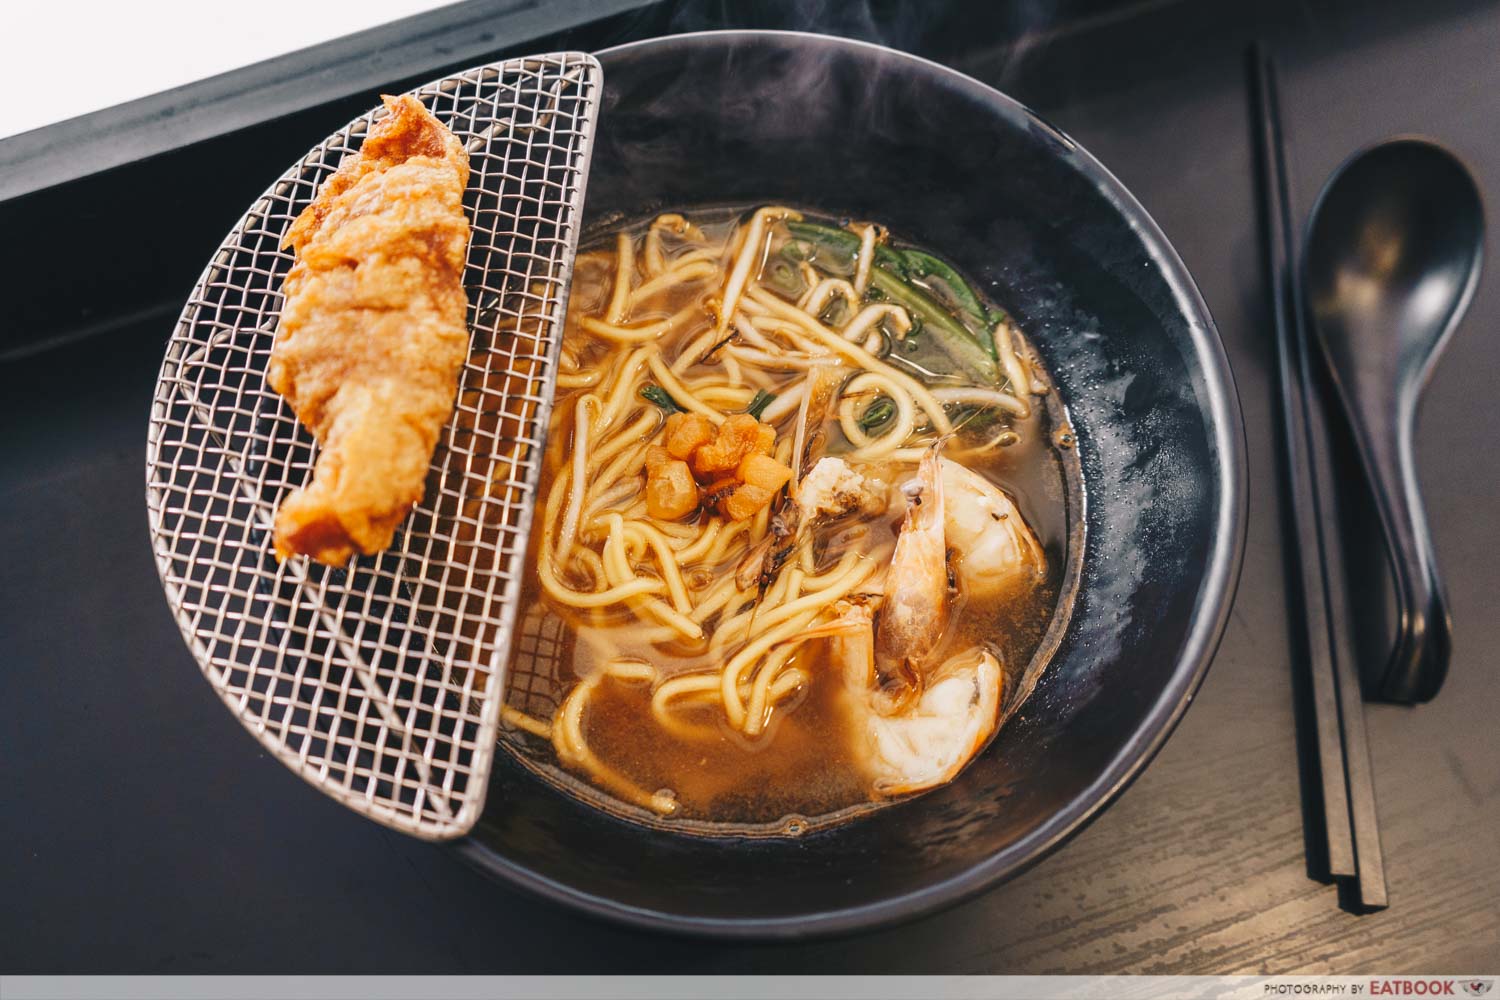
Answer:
(145, 53, 601, 840)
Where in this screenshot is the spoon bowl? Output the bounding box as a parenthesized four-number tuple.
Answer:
(1304, 137, 1483, 703)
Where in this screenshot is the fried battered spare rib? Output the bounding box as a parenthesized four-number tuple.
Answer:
(268, 94, 472, 565)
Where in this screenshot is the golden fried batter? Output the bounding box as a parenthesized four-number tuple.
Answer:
(268, 95, 471, 565)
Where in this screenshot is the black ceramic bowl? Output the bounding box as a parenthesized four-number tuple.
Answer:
(454, 30, 1246, 937)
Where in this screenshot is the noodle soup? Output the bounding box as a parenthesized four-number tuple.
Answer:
(498, 206, 1080, 832)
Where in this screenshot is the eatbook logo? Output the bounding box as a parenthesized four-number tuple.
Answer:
(1462, 982, 1493, 997)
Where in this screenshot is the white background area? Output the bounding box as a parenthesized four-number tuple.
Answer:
(0, 0, 458, 141)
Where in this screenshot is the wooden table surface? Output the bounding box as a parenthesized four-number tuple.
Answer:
(2, 0, 1496, 974)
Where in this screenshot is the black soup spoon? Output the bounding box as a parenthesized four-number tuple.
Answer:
(1304, 138, 1483, 704)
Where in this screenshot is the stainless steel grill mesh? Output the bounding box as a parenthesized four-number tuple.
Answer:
(145, 53, 601, 840)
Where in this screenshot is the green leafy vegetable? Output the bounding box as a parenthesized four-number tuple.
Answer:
(902, 249, 991, 344)
(868, 267, 1000, 384)
(783, 221, 908, 274)
(780, 239, 813, 261)
(857, 396, 897, 433)
(640, 383, 683, 414)
(744, 389, 777, 420)
(818, 296, 851, 328)
(781, 220, 1004, 385)
(764, 255, 806, 298)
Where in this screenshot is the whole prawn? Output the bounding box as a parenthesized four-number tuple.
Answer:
(875, 445, 950, 686)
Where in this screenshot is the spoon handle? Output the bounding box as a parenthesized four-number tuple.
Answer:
(1361, 409, 1451, 703)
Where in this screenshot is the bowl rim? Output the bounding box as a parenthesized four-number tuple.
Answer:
(451, 27, 1249, 940)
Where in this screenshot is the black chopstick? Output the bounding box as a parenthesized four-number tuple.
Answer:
(1294, 193, 1390, 912)
(1312, 370, 1390, 911)
(1250, 44, 1388, 910)
(1248, 44, 1386, 905)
